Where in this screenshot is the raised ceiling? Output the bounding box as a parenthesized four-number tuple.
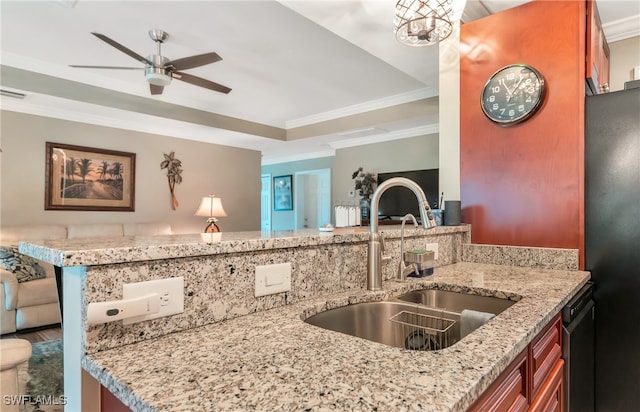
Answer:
(1, 1, 638, 164)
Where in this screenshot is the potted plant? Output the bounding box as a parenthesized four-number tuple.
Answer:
(352, 167, 377, 220)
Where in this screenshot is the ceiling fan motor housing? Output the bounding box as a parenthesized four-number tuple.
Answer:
(145, 55, 172, 86)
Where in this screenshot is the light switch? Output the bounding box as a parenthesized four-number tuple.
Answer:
(255, 262, 291, 297)
(426, 243, 439, 260)
(266, 271, 286, 286)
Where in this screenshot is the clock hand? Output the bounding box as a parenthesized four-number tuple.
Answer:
(500, 79, 515, 102)
(507, 76, 525, 102)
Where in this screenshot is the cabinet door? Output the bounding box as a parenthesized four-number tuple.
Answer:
(530, 315, 562, 400)
(529, 360, 564, 412)
(469, 351, 529, 412)
(586, 0, 610, 94)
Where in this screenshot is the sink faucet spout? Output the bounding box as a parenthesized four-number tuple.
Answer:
(366, 177, 437, 290)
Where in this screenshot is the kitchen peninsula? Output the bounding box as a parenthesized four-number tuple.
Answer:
(18, 225, 588, 411)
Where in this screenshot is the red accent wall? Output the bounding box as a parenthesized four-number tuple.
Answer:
(460, 0, 586, 268)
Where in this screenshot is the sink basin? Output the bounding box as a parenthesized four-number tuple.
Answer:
(304, 289, 516, 351)
(305, 301, 461, 350)
(396, 289, 515, 315)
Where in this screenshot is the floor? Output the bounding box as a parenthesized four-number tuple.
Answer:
(1, 325, 62, 343)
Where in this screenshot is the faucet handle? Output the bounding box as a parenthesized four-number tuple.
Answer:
(380, 235, 392, 264)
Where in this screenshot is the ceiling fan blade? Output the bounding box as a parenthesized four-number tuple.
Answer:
(166, 52, 222, 71)
(91, 32, 153, 66)
(172, 72, 231, 94)
(69, 65, 143, 70)
(150, 84, 164, 95)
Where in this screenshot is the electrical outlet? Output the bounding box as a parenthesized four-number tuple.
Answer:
(122, 277, 184, 325)
(426, 243, 439, 260)
(255, 262, 291, 297)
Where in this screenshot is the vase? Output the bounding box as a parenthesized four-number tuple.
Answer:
(359, 196, 371, 222)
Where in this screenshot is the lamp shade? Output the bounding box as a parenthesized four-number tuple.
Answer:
(194, 195, 227, 218)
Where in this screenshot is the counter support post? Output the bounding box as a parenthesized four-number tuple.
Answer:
(62, 266, 89, 411)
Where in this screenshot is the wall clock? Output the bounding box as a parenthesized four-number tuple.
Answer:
(480, 64, 546, 126)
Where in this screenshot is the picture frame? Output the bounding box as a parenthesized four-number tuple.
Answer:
(45, 142, 136, 211)
(273, 175, 293, 211)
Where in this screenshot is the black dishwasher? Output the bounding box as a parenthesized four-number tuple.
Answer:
(562, 282, 595, 412)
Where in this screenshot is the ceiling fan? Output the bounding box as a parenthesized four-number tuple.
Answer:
(71, 29, 231, 96)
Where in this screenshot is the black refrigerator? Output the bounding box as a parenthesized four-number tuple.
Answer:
(585, 83, 640, 411)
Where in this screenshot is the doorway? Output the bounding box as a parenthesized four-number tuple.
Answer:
(260, 174, 271, 232)
(294, 169, 331, 229)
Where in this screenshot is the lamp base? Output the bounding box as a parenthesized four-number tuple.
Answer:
(204, 221, 221, 233)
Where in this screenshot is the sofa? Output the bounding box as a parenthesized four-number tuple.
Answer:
(0, 222, 172, 334)
(0, 339, 31, 412)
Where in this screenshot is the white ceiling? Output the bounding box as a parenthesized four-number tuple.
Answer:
(1, 0, 638, 164)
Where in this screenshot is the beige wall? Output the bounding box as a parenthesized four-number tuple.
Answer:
(0, 110, 261, 234)
(439, 21, 461, 202)
(332, 133, 439, 207)
(609, 36, 640, 92)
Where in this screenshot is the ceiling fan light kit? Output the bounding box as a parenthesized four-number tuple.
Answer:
(394, 0, 454, 46)
(71, 29, 231, 95)
(145, 54, 172, 86)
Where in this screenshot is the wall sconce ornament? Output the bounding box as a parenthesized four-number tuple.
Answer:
(160, 151, 182, 210)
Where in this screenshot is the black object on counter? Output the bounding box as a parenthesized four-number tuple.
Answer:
(444, 200, 461, 226)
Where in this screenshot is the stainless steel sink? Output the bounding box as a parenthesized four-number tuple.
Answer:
(305, 301, 461, 350)
(396, 289, 515, 315)
(304, 289, 516, 351)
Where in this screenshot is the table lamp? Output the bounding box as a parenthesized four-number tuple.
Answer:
(194, 194, 227, 233)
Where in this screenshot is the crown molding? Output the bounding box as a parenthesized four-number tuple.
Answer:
(603, 15, 640, 43)
(285, 88, 437, 129)
(261, 149, 336, 166)
(0, 93, 267, 151)
(328, 124, 439, 150)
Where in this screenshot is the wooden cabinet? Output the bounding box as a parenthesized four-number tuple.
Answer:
(469, 351, 529, 412)
(530, 360, 564, 412)
(470, 314, 564, 412)
(586, 0, 610, 94)
(530, 315, 563, 400)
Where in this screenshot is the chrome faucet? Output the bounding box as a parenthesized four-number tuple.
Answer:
(367, 177, 437, 290)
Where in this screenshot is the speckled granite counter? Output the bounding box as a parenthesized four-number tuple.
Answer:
(19, 226, 468, 267)
(18, 225, 587, 411)
(82, 262, 589, 412)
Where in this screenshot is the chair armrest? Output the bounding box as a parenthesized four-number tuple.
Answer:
(0, 268, 19, 310)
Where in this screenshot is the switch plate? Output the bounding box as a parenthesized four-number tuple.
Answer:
(122, 277, 184, 325)
(426, 243, 439, 260)
(255, 262, 291, 297)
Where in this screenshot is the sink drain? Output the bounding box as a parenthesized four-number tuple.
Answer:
(404, 330, 440, 351)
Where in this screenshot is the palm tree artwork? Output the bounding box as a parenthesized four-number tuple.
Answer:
(97, 160, 109, 181)
(160, 151, 183, 210)
(59, 156, 123, 200)
(110, 162, 123, 180)
(78, 158, 92, 184)
(65, 157, 77, 183)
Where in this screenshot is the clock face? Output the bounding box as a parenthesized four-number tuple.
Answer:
(481, 64, 545, 126)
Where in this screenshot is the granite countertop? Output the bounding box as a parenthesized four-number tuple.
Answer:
(18, 225, 468, 267)
(82, 262, 589, 412)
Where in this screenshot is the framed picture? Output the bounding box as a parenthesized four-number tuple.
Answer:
(273, 175, 293, 211)
(45, 142, 136, 211)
